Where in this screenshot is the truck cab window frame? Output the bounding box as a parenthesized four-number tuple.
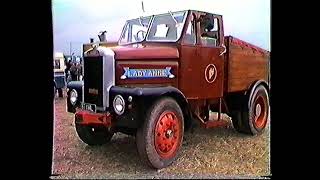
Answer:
(146, 10, 188, 42)
(119, 17, 152, 45)
(183, 13, 196, 45)
(199, 14, 220, 47)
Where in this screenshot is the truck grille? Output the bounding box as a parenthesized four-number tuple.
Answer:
(83, 56, 103, 106)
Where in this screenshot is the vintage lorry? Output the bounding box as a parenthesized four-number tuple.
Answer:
(66, 10, 270, 169)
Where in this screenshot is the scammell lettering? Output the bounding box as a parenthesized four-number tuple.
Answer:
(88, 88, 98, 95)
(67, 10, 270, 170)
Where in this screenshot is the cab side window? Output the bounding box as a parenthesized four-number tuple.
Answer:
(200, 15, 219, 46)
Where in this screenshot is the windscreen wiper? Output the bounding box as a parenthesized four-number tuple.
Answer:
(168, 11, 178, 25)
(138, 16, 145, 27)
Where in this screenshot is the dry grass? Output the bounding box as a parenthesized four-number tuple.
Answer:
(52, 97, 270, 179)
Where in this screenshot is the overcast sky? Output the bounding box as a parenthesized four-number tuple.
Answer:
(52, 0, 270, 56)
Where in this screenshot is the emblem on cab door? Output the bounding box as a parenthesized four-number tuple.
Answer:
(205, 64, 217, 83)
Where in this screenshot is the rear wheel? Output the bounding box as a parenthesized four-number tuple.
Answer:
(230, 85, 269, 135)
(136, 97, 184, 169)
(75, 124, 114, 146)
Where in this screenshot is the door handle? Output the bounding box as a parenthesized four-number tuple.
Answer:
(219, 44, 226, 56)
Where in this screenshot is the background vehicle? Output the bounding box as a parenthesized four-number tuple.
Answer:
(67, 10, 270, 169)
(54, 52, 66, 97)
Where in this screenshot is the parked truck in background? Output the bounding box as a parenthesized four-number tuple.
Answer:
(54, 52, 66, 97)
(66, 10, 270, 169)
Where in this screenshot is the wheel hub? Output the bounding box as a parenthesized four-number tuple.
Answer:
(154, 111, 181, 159)
(165, 129, 174, 138)
(254, 95, 267, 129)
(255, 104, 261, 117)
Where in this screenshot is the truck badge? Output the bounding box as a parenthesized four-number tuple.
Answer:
(120, 67, 175, 79)
(88, 88, 99, 95)
(205, 64, 217, 83)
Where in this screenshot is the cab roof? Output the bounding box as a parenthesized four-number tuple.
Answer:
(136, 9, 222, 19)
(188, 9, 222, 17)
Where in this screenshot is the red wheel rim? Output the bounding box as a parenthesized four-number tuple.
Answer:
(154, 111, 182, 159)
(253, 95, 268, 129)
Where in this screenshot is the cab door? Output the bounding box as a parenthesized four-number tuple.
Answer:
(179, 12, 201, 99)
(198, 13, 225, 99)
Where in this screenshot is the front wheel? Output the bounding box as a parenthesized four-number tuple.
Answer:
(75, 124, 114, 146)
(136, 97, 184, 169)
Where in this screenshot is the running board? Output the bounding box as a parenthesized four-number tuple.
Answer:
(193, 98, 230, 129)
(194, 112, 229, 129)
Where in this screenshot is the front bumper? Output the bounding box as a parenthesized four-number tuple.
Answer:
(75, 110, 112, 127)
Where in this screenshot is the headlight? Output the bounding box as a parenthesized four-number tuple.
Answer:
(70, 89, 78, 105)
(113, 95, 125, 115)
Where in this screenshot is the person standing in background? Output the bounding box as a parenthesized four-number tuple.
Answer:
(65, 60, 72, 81)
(76, 62, 81, 81)
(70, 62, 78, 81)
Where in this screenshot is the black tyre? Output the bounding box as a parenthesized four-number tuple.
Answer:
(58, 88, 63, 98)
(231, 85, 269, 135)
(136, 97, 184, 169)
(75, 124, 113, 146)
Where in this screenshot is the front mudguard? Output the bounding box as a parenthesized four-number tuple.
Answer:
(108, 86, 190, 129)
